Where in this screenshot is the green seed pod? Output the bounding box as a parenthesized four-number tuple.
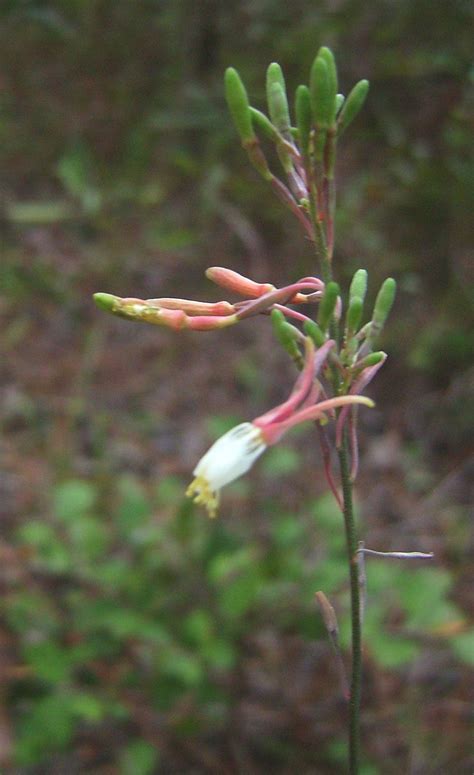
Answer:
(346, 297, 363, 335)
(335, 93, 345, 114)
(337, 79, 369, 136)
(349, 268, 368, 307)
(295, 85, 312, 155)
(266, 63, 291, 136)
(224, 67, 255, 144)
(310, 55, 336, 130)
(303, 319, 326, 347)
(318, 281, 340, 331)
(368, 277, 396, 347)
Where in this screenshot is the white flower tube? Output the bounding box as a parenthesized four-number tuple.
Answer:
(186, 422, 267, 517)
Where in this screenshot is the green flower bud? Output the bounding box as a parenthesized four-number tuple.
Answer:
(93, 292, 119, 312)
(317, 47, 338, 112)
(310, 54, 336, 130)
(295, 85, 312, 155)
(266, 62, 291, 136)
(224, 67, 255, 144)
(349, 269, 368, 307)
(357, 351, 386, 368)
(303, 319, 326, 347)
(335, 93, 345, 114)
(318, 281, 340, 331)
(250, 107, 279, 142)
(346, 297, 363, 335)
(368, 277, 396, 347)
(271, 309, 303, 365)
(337, 79, 369, 136)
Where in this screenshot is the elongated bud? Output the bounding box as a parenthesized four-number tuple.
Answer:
(315, 591, 339, 637)
(146, 298, 235, 316)
(303, 319, 326, 347)
(317, 47, 338, 118)
(206, 266, 275, 298)
(250, 107, 279, 142)
(93, 293, 238, 331)
(266, 63, 291, 136)
(337, 79, 369, 136)
(335, 93, 344, 114)
(295, 85, 312, 155)
(225, 67, 255, 144)
(346, 297, 363, 335)
(368, 277, 396, 347)
(349, 268, 368, 306)
(310, 55, 336, 130)
(315, 590, 349, 700)
(252, 104, 293, 174)
(353, 351, 386, 371)
(318, 281, 340, 331)
(271, 309, 304, 366)
(94, 292, 118, 312)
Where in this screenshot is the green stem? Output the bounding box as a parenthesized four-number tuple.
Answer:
(309, 166, 361, 772)
(338, 439, 361, 775)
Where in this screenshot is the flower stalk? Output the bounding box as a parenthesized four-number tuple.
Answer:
(92, 47, 407, 775)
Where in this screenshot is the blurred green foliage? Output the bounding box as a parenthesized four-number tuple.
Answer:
(1, 0, 473, 771)
(7, 474, 471, 768)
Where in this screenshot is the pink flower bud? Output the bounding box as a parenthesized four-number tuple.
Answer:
(206, 267, 275, 298)
(146, 298, 235, 316)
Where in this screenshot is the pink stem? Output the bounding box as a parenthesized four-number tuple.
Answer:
(318, 425, 343, 510)
(255, 339, 335, 427)
(273, 304, 313, 324)
(270, 177, 314, 240)
(261, 394, 374, 445)
(336, 356, 387, 447)
(349, 409, 359, 482)
(236, 280, 326, 319)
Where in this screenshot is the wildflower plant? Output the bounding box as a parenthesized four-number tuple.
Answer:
(94, 47, 433, 774)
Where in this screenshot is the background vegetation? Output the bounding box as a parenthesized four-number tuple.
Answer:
(1, 1, 473, 772)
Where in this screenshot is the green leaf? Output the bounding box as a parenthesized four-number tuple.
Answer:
(261, 445, 300, 477)
(451, 629, 474, 665)
(15, 694, 75, 765)
(68, 514, 110, 559)
(218, 571, 260, 619)
(18, 521, 72, 573)
(54, 479, 97, 521)
(117, 475, 152, 533)
(120, 740, 159, 775)
(70, 693, 106, 723)
(23, 641, 73, 683)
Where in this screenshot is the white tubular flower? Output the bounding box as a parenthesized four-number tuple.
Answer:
(186, 422, 267, 517)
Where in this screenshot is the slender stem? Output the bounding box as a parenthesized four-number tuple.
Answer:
(338, 439, 361, 775)
(308, 127, 361, 773)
